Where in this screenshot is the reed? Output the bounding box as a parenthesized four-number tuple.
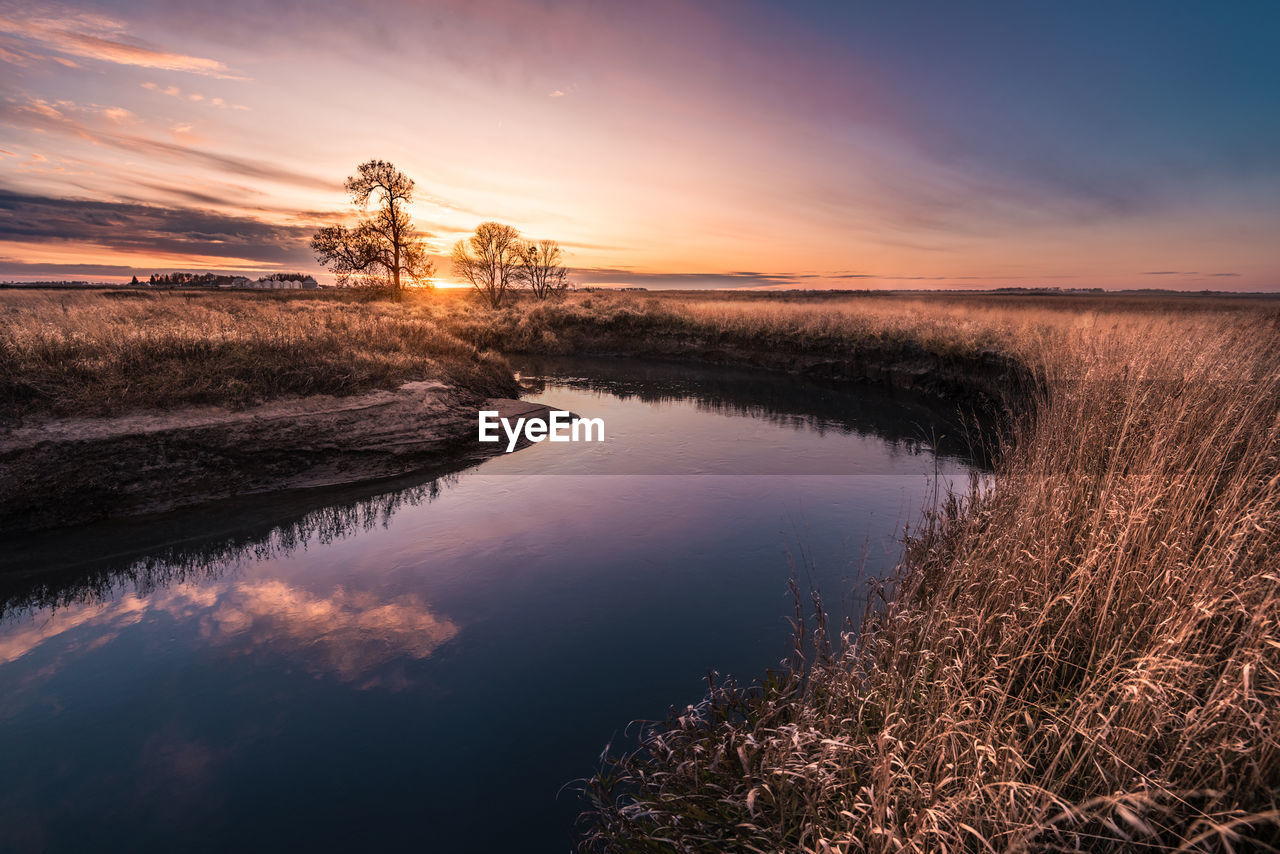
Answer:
(578, 301, 1280, 852)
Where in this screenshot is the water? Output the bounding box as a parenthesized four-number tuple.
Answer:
(0, 357, 977, 853)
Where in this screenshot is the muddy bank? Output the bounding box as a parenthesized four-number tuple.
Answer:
(468, 322, 1038, 414)
(623, 338, 1037, 411)
(0, 383, 542, 535)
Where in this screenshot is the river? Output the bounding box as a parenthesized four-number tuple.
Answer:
(0, 357, 978, 853)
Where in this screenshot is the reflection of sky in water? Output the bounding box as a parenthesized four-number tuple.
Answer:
(0, 358, 977, 853)
(501, 356, 977, 475)
(0, 582, 457, 698)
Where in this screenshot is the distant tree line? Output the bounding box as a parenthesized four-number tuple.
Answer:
(989, 286, 1106, 294)
(312, 159, 570, 306)
(147, 272, 236, 286)
(142, 272, 310, 287)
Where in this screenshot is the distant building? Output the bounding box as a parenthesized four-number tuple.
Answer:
(224, 275, 321, 290)
(148, 273, 326, 290)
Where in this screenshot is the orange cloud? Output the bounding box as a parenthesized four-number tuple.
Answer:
(141, 81, 250, 111)
(0, 10, 244, 78)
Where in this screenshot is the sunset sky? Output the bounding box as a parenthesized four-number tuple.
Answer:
(1, 0, 1277, 289)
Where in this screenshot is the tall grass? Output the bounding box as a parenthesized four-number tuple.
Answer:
(426, 289, 1276, 381)
(7, 287, 1268, 421)
(0, 289, 512, 422)
(581, 307, 1280, 852)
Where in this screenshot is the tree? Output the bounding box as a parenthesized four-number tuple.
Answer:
(517, 239, 569, 299)
(311, 160, 433, 291)
(452, 222, 524, 309)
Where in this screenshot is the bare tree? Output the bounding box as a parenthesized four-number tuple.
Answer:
(517, 239, 569, 299)
(311, 160, 433, 291)
(451, 222, 524, 308)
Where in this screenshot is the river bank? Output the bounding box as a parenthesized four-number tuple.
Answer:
(0, 289, 514, 532)
(0, 384, 556, 533)
(2, 288, 1026, 534)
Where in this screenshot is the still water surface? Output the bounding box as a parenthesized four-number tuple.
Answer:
(0, 357, 976, 853)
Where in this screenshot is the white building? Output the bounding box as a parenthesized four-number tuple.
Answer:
(246, 276, 320, 290)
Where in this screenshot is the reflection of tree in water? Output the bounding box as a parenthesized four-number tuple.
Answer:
(1, 473, 458, 622)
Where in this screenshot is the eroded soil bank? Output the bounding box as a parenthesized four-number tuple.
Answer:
(546, 335, 1034, 410)
(0, 383, 546, 534)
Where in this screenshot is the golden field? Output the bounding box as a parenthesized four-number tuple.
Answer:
(3, 286, 1279, 850)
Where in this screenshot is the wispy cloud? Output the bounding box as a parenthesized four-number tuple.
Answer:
(568, 267, 1080, 290)
(0, 8, 243, 78)
(0, 190, 318, 266)
(1143, 271, 1245, 279)
(570, 268, 803, 289)
(141, 81, 250, 111)
(0, 259, 136, 277)
(2, 95, 334, 191)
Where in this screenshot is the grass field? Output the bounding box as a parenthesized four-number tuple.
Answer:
(4, 286, 1279, 849)
(0, 288, 513, 423)
(567, 295, 1280, 852)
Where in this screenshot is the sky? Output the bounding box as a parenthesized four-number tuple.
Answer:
(1, 0, 1278, 290)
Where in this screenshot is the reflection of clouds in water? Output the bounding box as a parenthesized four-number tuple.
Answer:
(136, 727, 217, 795)
(0, 580, 458, 688)
(1, 472, 464, 698)
(0, 594, 146, 666)
(201, 581, 458, 684)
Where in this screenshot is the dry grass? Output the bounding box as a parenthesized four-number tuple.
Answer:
(8, 287, 1265, 423)
(426, 288, 1276, 374)
(577, 298, 1280, 852)
(0, 288, 513, 422)
(6, 286, 1280, 850)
